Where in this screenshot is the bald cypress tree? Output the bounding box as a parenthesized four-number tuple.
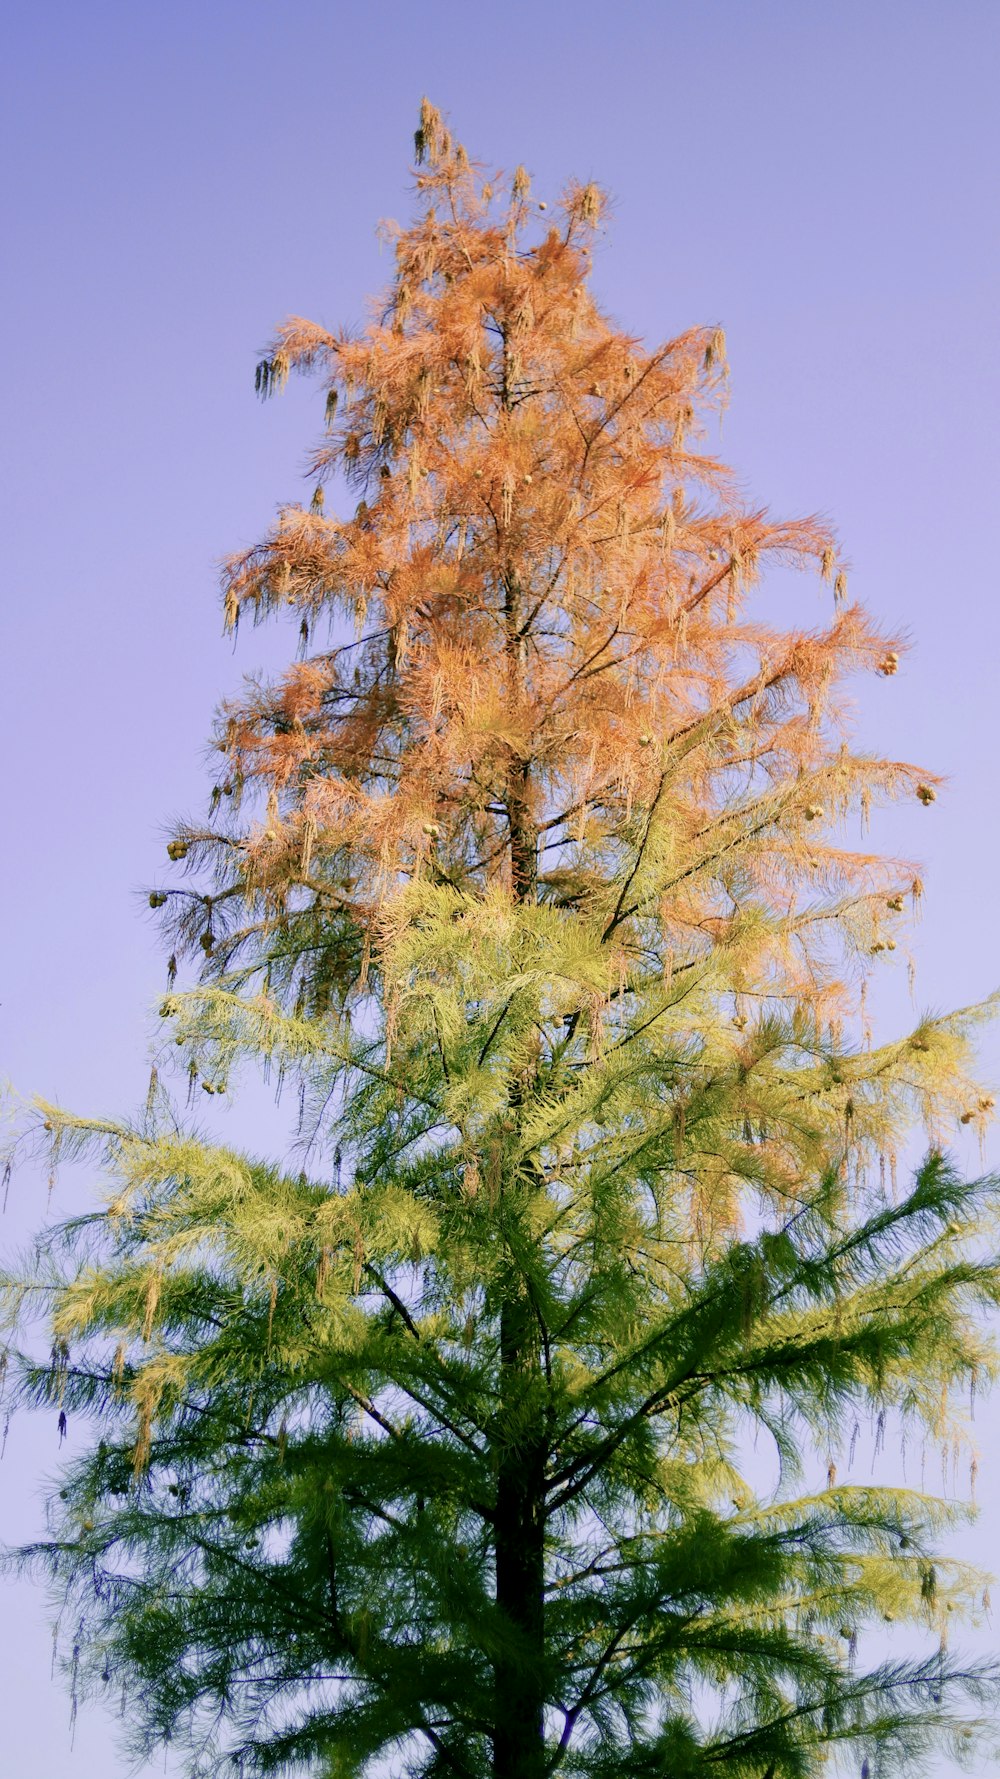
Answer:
(5, 102, 999, 1779)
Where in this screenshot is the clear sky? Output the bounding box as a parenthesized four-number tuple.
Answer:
(1, 1, 999, 1772)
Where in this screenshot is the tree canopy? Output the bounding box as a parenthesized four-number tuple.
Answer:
(4, 100, 998, 1779)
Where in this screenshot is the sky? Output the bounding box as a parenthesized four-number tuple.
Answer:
(1, 0, 999, 1771)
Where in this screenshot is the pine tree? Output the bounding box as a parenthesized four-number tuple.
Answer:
(4, 101, 1000, 1779)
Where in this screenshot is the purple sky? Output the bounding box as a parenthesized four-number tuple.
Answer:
(2, 2, 999, 1771)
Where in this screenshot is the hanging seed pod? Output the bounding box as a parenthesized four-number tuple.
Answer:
(167, 840, 189, 861)
(916, 783, 937, 805)
(324, 387, 339, 428)
(422, 821, 441, 839)
(820, 545, 835, 582)
(877, 650, 899, 676)
(576, 182, 602, 226)
(638, 733, 654, 747)
(672, 402, 693, 449)
(149, 891, 167, 909)
(704, 326, 727, 371)
(414, 99, 436, 164)
(254, 352, 289, 400)
(804, 804, 824, 822)
(310, 484, 325, 514)
(886, 895, 904, 912)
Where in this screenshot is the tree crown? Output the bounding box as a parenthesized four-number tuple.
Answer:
(4, 100, 998, 1779)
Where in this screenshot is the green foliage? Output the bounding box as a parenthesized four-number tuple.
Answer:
(4, 975, 999, 1775)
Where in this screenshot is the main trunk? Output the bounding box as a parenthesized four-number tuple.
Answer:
(492, 375, 547, 1774)
(493, 1287, 547, 1779)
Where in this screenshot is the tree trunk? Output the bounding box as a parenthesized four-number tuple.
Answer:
(493, 1287, 547, 1779)
(493, 333, 547, 1777)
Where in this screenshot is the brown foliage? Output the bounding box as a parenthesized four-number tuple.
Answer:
(165, 102, 935, 1064)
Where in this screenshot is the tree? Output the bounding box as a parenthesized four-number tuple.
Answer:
(4, 100, 999, 1779)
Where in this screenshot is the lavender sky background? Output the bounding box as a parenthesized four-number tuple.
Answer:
(2, 1, 999, 1772)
